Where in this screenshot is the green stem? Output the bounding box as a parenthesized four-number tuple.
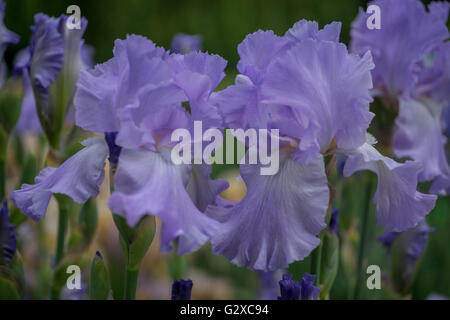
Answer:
(310, 239, 323, 285)
(124, 268, 139, 300)
(310, 204, 333, 286)
(54, 195, 69, 266)
(353, 176, 374, 299)
(50, 198, 69, 300)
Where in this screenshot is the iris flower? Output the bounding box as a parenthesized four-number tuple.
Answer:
(351, 0, 450, 194)
(11, 34, 228, 255)
(171, 33, 203, 54)
(15, 13, 94, 139)
(208, 20, 436, 271)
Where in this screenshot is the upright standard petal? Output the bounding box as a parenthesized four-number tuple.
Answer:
(108, 148, 219, 255)
(285, 20, 341, 43)
(351, 0, 449, 97)
(10, 137, 108, 221)
(208, 150, 329, 271)
(393, 97, 450, 185)
(236, 30, 288, 84)
(342, 142, 436, 232)
(29, 14, 64, 98)
(261, 40, 374, 159)
(75, 34, 184, 143)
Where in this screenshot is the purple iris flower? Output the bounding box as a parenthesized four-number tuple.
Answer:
(278, 273, 320, 300)
(20, 13, 94, 139)
(11, 34, 228, 255)
(208, 19, 436, 271)
(351, 0, 450, 195)
(171, 33, 202, 54)
(0, 200, 16, 266)
(171, 279, 193, 300)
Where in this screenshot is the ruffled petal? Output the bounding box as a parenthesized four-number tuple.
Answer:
(211, 74, 265, 129)
(108, 148, 219, 254)
(351, 0, 449, 97)
(75, 35, 174, 133)
(29, 13, 64, 94)
(285, 20, 341, 43)
(342, 142, 436, 232)
(261, 40, 374, 158)
(236, 30, 288, 84)
(75, 59, 120, 132)
(208, 150, 329, 271)
(169, 51, 226, 91)
(393, 97, 450, 185)
(10, 137, 108, 221)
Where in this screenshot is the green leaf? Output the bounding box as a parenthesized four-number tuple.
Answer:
(78, 198, 98, 242)
(0, 80, 22, 135)
(0, 266, 21, 299)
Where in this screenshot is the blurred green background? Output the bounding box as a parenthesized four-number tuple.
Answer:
(3, 0, 449, 300)
(4, 0, 372, 68)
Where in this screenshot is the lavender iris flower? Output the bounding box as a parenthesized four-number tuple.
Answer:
(0, 200, 16, 266)
(171, 33, 202, 54)
(208, 19, 436, 271)
(278, 273, 320, 300)
(171, 279, 193, 300)
(11, 34, 228, 255)
(21, 13, 94, 142)
(351, 0, 450, 195)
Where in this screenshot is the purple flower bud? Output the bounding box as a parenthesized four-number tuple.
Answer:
(300, 272, 320, 300)
(328, 208, 340, 234)
(278, 273, 320, 300)
(171, 279, 193, 300)
(0, 200, 16, 266)
(278, 274, 301, 300)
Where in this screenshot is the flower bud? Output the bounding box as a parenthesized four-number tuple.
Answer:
(89, 251, 110, 300)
